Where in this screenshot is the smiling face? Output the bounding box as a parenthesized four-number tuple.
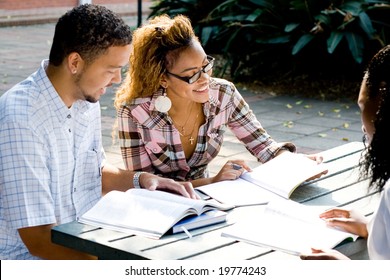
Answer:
(163, 40, 212, 104)
(73, 44, 131, 103)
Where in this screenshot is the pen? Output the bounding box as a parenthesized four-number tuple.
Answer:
(180, 226, 193, 239)
(232, 163, 242, 170)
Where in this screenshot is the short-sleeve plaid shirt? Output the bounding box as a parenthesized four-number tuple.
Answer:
(118, 78, 295, 181)
(0, 60, 104, 259)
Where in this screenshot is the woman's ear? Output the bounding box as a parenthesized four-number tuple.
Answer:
(160, 76, 168, 89)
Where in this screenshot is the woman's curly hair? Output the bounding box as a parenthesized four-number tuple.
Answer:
(114, 14, 198, 109)
(360, 45, 390, 193)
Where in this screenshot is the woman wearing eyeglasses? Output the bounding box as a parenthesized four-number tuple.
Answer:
(114, 14, 324, 188)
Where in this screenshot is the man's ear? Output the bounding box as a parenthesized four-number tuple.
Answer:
(67, 52, 83, 74)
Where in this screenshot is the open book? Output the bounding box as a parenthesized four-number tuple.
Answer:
(171, 209, 227, 234)
(196, 152, 328, 206)
(221, 198, 358, 255)
(78, 189, 233, 239)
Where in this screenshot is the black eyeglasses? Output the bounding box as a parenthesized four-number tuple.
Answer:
(166, 55, 215, 84)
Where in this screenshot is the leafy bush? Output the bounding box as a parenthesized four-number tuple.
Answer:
(149, 0, 390, 96)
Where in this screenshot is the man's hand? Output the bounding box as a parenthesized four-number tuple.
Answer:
(139, 173, 199, 199)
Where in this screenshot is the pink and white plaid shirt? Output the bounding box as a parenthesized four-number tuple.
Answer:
(117, 78, 295, 181)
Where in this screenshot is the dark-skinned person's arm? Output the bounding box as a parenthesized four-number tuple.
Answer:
(300, 208, 369, 260)
(300, 248, 350, 260)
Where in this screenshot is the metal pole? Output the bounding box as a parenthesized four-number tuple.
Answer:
(137, 0, 142, 27)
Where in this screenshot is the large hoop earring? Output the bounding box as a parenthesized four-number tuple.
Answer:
(155, 87, 172, 113)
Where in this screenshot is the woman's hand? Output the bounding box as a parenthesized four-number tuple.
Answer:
(300, 248, 350, 260)
(306, 153, 324, 164)
(319, 208, 369, 238)
(211, 160, 252, 184)
(304, 153, 328, 180)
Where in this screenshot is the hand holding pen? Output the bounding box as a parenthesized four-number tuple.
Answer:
(211, 160, 252, 183)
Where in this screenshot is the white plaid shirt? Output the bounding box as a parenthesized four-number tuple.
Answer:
(0, 60, 104, 259)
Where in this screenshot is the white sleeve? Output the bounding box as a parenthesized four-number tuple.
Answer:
(367, 180, 390, 259)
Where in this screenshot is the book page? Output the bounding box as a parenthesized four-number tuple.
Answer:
(79, 189, 232, 239)
(196, 178, 281, 206)
(129, 189, 234, 212)
(222, 199, 358, 255)
(171, 210, 227, 234)
(264, 198, 328, 225)
(241, 152, 328, 198)
(196, 153, 327, 206)
(79, 190, 198, 238)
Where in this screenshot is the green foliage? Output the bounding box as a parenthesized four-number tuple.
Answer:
(149, 0, 390, 83)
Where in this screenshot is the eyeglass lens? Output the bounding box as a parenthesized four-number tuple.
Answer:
(188, 58, 214, 84)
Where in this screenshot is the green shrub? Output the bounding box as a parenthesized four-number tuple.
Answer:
(149, 0, 390, 92)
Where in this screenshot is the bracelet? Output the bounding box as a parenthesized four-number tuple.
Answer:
(133, 171, 146, 189)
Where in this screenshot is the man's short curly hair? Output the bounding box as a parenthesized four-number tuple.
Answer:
(49, 4, 132, 66)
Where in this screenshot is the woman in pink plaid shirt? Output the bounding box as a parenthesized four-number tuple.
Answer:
(114, 14, 324, 187)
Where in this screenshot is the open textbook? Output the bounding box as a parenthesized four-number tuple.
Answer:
(79, 189, 233, 239)
(196, 152, 328, 206)
(221, 198, 358, 255)
(171, 209, 227, 234)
